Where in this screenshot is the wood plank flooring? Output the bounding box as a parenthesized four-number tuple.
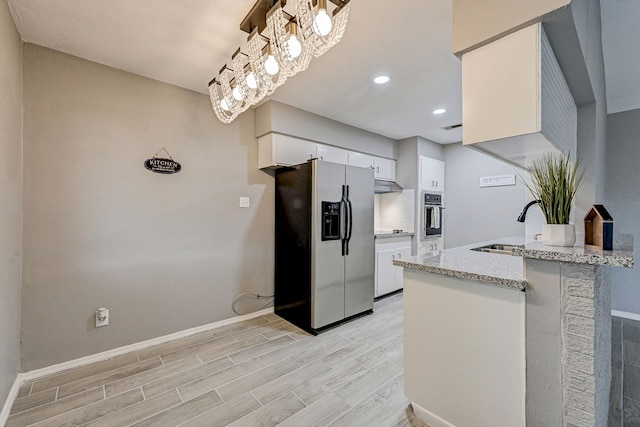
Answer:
(7, 292, 427, 426)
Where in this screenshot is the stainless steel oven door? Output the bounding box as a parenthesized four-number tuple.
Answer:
(423, 204, 443, 238)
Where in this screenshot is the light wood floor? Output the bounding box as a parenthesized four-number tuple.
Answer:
(7, 292, 427, 427)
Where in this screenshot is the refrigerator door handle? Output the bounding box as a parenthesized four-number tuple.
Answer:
(345, 185, 353, 255)
(341, 185, 348, 256)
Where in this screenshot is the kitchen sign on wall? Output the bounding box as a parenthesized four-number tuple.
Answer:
(145, 147, 181, 174)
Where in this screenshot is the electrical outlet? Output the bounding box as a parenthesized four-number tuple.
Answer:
(96, 307, 109, 327)
(239, 197, 250, 208)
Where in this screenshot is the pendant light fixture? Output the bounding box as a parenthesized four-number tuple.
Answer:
(208, 0, 350, 124)
(264, 46, 280, 75)
(313, 0, 332, 36)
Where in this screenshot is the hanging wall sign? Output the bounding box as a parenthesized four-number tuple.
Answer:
(145, 147, 181, 174)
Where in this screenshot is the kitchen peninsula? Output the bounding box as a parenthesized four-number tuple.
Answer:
(394, 237, 634, 427)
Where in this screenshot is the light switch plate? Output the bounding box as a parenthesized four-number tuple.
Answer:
(239, 197, 250, 208)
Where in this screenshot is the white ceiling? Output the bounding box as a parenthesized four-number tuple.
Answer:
(6, 0, 638, 143)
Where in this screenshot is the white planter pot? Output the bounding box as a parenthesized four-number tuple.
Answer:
(541, 224, 576, 247)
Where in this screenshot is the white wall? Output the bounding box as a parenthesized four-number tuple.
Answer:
(0, 0, 23, 405)
(443, 143, 526, 248)
(452, 0, 569, 54)
(20, 45, 275, 370)
(606, 108, 640, 315)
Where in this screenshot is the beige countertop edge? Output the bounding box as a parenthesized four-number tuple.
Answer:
(393, 260, 527, 291)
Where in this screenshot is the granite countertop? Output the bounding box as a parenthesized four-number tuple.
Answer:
(393, 234, 635, 292)
(374, 230, 414, 239)
(393, 236, 527, 291)
(513, 235, 634, 268)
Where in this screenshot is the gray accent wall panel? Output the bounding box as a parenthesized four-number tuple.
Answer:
(541, 27, 577, 156)
(20, 45, 275, 370)
(0, 0, 23, 406)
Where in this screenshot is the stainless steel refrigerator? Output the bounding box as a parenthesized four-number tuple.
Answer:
(274, 159, 374, 334)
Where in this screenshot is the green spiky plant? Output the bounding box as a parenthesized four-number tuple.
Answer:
(525, 152, 585, 224)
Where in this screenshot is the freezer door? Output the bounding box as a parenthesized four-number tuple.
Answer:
(312, 160, 347, 329)
(344, 164, 375, 317)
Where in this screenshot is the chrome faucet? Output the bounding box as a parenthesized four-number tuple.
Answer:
(517, 200, 541, 223)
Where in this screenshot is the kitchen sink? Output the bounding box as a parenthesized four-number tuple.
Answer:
(470, 243, 523, 255)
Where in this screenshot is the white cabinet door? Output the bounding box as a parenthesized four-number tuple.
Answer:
(348, 152, 375, 169)
(373, 157, 396, 181)
(375, 237, 411, 297)
(258, 133, 318, 168)
(394, 246, 412, 289)
(462, 24, 540, 146)
(420, 238, 443, 255)
(275, 134, 318, 166)
(376, 249, 397, 297)
(317, 145, 349, 165)
(420, 156, 445, 192)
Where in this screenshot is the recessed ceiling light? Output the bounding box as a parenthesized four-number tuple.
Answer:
(432, 108, 447, 115)
(373, 75, 390, 84)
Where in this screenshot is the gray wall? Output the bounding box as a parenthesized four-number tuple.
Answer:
(20, 45, 275, 371)
(571, 0, 608, 218)
(0, 0, 23, 405)
(443, 144, 526, 248)
(255, 100, 396, 159)
(606, 108, 640, 314)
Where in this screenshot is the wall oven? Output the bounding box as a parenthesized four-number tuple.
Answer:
(422, 193, 443, 239)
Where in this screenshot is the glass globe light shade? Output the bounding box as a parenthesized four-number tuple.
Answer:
(287, 34, 302, 59)
(313, 9, 332, 36)
(245, 72, 258, 89)
(220, 97, 231, 112)
(264, 54, 280, 76)
(232, 86, 244, 101)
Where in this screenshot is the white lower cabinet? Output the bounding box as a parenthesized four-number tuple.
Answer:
(420, 238, 442, 255)
(375, 236, 412, 298)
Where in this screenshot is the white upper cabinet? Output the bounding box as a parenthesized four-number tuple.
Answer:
(258, 133, 318, 168)
(347, 152, 375, 169)
(258, 133, 397, 178)
(462, 24, 540, 145)
(316, 145, 349, 165)
(373, 157, 396, 181)
(420, 156, 445, 192)
(461, 23, 576, 167)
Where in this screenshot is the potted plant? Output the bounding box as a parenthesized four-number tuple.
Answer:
(524, 152, 584, 246)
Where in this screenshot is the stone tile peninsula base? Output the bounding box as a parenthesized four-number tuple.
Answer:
(525, 259, 611, 426)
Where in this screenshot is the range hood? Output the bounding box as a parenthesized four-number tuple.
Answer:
(374, 179, 403, 194)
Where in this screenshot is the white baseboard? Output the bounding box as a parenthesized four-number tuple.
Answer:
(612, 309, 640, 322)
(410, 401, 456, 427)
(0, 373, 25, 426)
(17, 307, 273, 385)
